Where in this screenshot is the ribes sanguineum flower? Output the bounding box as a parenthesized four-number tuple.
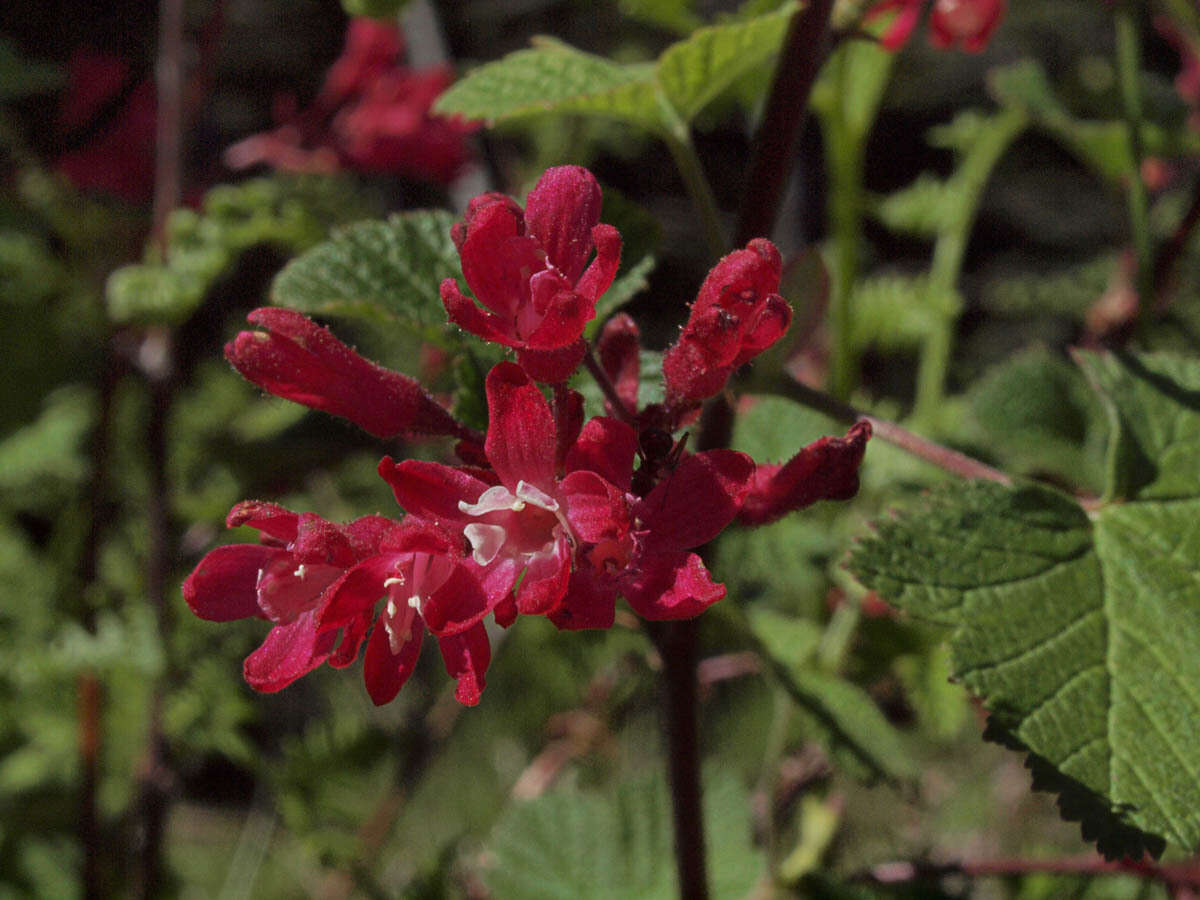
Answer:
(662, 238, 792, 412)
(381, 362, 635, 619)
(226, 308, 479, 443)
(440, 166, 622, 382)
(183, 501, 395, 692)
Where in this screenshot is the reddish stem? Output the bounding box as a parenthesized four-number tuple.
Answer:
(583, 342, 638, 425)
(648, 619, 709, 900)
(734, 0, 837, 246)
(865, 855, 1200, 892)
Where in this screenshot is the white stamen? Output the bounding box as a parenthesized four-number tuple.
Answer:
(407, 594, 424, 614)
(293, 564, 307, 580)
(515, 479, 559, 511)
(383, 575, 405, 588)
(463, 522, 507, 566)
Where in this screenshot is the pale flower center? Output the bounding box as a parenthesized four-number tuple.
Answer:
(458, 479, 572, 566)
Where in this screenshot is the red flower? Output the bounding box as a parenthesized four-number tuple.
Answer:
(865, 0, 925, 51)
(662, 239, 792, 410)
(440, 166, 622, 382)
(55, 49, 156, 203)
(183, 501, 395, 692)
(738, 421, 872, 526)
(226, 308, 477, 443)
(381, 362, 636, 618)
(864, 0, 1004, 52)
(184, 502, 500, 705)
(929, 0, 1005, 52)
(224, 18, 473, 184)
(316, 518, 500, 705)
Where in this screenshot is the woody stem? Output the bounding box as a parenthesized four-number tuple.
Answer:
(648, 619, 709, 900)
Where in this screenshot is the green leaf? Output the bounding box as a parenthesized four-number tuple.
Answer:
(270, 210, 461, 343)
(0, 39, 63, 101)
(486, 771, 763, 899)
(435, 41, 662, 131)
(990, 61, 1200, 182)
(435, 5, 797, 133)
(590, 254, 656, 333)
(618, 0, 703, 34)
(654, 3, 796, 122)
(107, 176, 368, 324)
(848, 274, 960, 351)
(872, 174, 957, 238)
(967, 346, 1108, 493)
(851, 352, 1200, 857)
(339, 0, 411, 18)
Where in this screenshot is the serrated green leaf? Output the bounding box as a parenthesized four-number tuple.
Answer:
(850, 354, 1200, 858)
(655, 3, 796, 122)
(872, 174, 956, 237)
(435, 41, 662, 131)
(486, 771, 762, 899)
(270, 210, 461, 342)
(981, 254, 1117, 318)
(436, 5, 796, 134)
(967, 346, 1108, 492)
(107, 176, 367, 324)
(848, 273, 960, 351)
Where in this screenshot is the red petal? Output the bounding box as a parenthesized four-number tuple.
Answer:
(290, 512, 355, 567)
(523, 290, 592, 351)
(561, 470, 630, 544)
(554, 386, 585, 473)
(565, 417, 637, 492)
(380, 457, 490, 523)
(458, 198, 542, 318)
(692, 239, 781, 318)
(226, 500, 298, 542)
(516, 340, 586, 383)
(437, 622, 491, 706)
(485, 362, 557, 492)
(524, 166, 602, 284)
(441, 278, 515, 346)
(738, 421, 870, 526)
(596, 313, 641, 414)
(228, 309, 465, 439)
(549, 567, 616, 630)
(636, 450, 754, 551)
(623, 550, 724, 620)
(515, 536, 572, 616)
(575, 223, 622, 303)
(243, 610, 336, 692)
(422, 562, 493, 636)
(329, 613, 371, 668)
(731, 293, 792, 367)
(183, 544, 276, 621)
(318, 555, 396, 630)
(364, 616, 424, 706)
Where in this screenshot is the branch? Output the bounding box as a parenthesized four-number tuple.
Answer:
(862, 855, 1200, 892)
(734, 0, 836, 247)
(780, 379, 1014, 486)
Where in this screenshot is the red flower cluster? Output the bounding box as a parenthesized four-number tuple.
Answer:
(224, 19, 473, 184)
(867, 0, 1006, 53)
(55, 49, 157, 203)
(186, 165, 870, 705)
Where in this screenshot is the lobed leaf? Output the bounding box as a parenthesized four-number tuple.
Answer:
(435, 41, 662, 131)
(849, 352, 1200, 858)
(270, 210, 462, 343)
(435, 5, 797, 134)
